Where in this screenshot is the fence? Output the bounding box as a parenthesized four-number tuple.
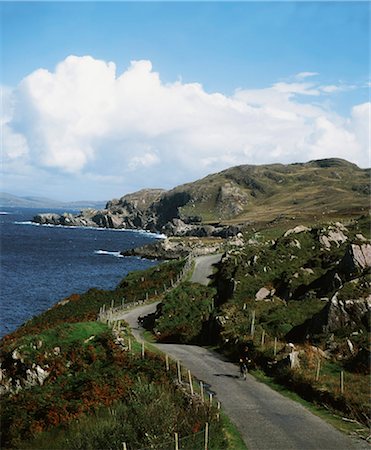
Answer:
(122, 423, 214, 450)
(97, 253, 195, 324)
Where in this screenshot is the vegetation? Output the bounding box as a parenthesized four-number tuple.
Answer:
(155, 282, 216, 343)
(1, 319, 225, 449)
(174, 158, 369, 225)
(151, 215, 370, 428)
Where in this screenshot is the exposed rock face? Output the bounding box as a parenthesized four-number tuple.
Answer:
(287, 280, 371, 341)
(217, 182, 250, 217)
(319, 225, 348, 250)
(341, 243, 371, 273)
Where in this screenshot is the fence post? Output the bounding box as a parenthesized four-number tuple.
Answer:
(165, 354, 169, 371)
(128, 338, 131, 352)
(250, 310, 255, 338)
(177, 360, 182, 383)
(274, 337, 277, 356)
(340, 371, 344, 393)
(315, 359, 321, 381)
(141, 342, 145, 358)
(261, 329, 265, 347)
(188, 370, 194, 395)
(146, 292, 149, 301)
(200, 381, 204, 403)
(217, 401, 221, 421)
(111, 299, 114, 309)
(209, 393, 213, 407)
(204, 422, 209, 450)
(174, 432, 179, 450)
(122, 443, 127, 450)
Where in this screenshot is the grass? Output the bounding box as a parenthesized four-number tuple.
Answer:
(250, 369, 369, 441)
(220, 410, 248, 450)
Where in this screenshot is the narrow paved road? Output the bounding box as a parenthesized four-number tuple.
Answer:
(118, 303, 368, 450)
(190, 253, 223, 285)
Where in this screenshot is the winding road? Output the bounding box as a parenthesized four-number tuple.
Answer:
(115, 255, 368, 450)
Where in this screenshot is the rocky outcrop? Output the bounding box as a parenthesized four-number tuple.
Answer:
(287, 278, 371, 341)
(122, 237, 224, 260)
(340, 243, 371, 273)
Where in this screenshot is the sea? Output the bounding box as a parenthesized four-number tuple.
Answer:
(0, 208, 162, 338)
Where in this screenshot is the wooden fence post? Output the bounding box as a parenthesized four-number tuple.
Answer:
(250, 310, 255, 338)
(122, 443, 127, 450)
(315, 359, 321, 381)
(174, 432, 179, 450)
(165, 354, 169, 371)
(177, 360, 182, 383)
(188, 370, 194, 395)
(340, 371, 344, 394)
(261, 329, 265, 347)
(204, 422, 209, 450)
(141, 342, 145, 358)
(209, 393, 213, 407)
(274, 337, 277, 356)
(200, 381, 204, 403)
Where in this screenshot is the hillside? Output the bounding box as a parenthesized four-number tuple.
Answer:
(0, 192, 106, 210)
(33, 158, 370, 235)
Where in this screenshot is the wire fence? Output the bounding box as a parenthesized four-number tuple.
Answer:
(122, 423, 216, 450)
(97, 253, 195, 324)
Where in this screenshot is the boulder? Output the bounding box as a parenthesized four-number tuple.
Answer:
(284, 225, 311, 237)
(341, 243, 371, 273)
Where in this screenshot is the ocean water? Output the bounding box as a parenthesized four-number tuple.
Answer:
(0, 208, 161, 338)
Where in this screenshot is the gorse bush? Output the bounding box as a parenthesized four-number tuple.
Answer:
(17, 380, 225, 450)
(155, 282, 216, 343)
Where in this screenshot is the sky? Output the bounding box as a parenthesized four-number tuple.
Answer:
(1, 1, 370, 201)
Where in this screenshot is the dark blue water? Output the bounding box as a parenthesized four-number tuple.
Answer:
(0, 208, 160, 337)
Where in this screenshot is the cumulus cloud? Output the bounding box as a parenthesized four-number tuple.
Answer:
(1, 55, 369, 199)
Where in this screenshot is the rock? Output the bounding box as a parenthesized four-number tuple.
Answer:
(289, 351, 301, 369)
(341, 243, 371, 272)
(255, 287, 271, 300)
(287, 285, 371, 341)
(25, 365, 49, 388)
(319, 228, 348, 250)
(284, 225, 311, 237)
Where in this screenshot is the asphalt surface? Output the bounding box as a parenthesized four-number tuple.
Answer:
(118, 303, 368, 450)
(190, 253, 223, 285)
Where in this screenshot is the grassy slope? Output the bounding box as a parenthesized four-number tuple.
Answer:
(169, 159, 369, 225)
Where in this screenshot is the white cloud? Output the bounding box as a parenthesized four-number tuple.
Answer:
(295, 72, 319, 79)
(1, 55, 369, 200)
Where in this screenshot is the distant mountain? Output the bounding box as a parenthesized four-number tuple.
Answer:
(33, 158, 370, 235)
(0, 193, 106, 210)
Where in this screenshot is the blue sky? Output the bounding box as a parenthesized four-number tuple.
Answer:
(1, 1, 370, 201)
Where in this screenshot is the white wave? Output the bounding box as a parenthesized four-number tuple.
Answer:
(94, 250, 124, 258)
(13, 220, 165, 238)
(14, 221, 37, 225)
(0, 211, 10, 215)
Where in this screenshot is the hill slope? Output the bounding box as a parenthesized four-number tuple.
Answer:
(33, 159, 370, 234)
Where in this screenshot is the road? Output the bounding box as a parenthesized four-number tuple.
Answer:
(190, 253, 223, 285)
(117, 303, 368, 450)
